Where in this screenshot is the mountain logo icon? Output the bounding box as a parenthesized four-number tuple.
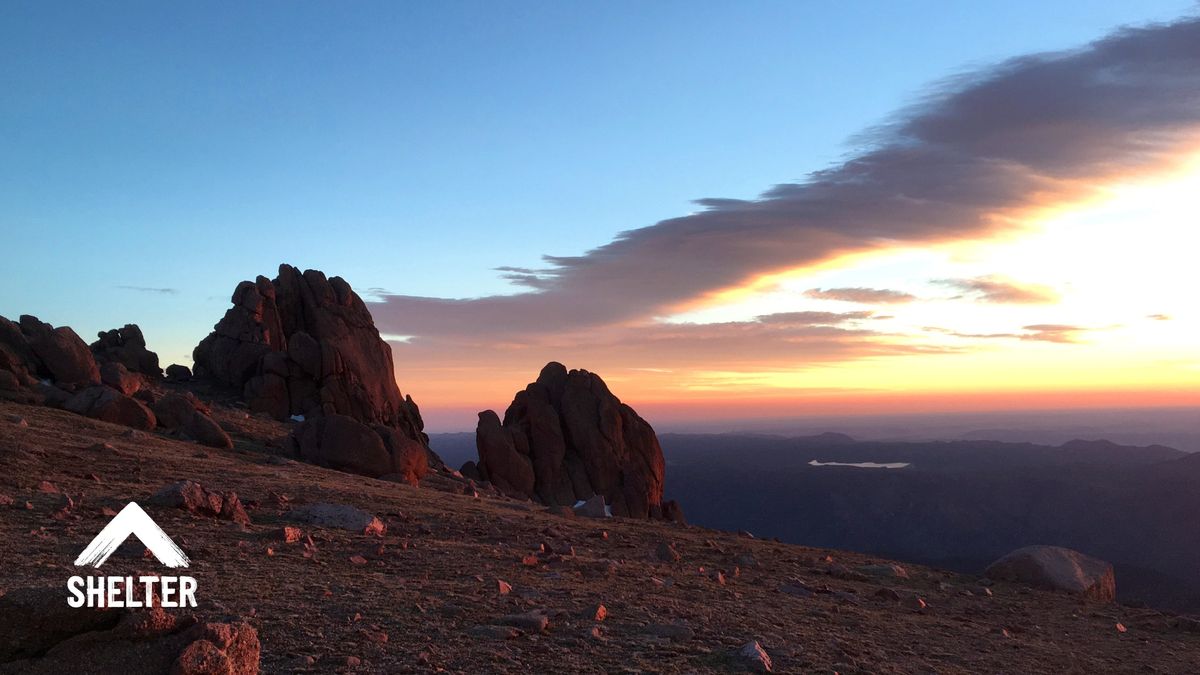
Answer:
(74, 502, 190, 568)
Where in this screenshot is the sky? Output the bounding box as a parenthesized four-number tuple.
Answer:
(2, 2, 1199, 431)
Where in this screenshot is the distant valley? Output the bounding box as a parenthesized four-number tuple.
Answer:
(433, 429, 1200, 611)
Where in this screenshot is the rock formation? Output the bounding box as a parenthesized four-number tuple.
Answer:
(471, 362, 683, 520)
(0, 315, 99, 392)
(193, 265, 424, 434)
(90, 324, 161, 377)
(193, 264, 436, 480)
(985, 545, 1116, 602)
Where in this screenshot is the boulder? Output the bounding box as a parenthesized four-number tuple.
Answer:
(65, 386, 157, 430)
(100, 362, 141, 396)
(18, 315, 99, 389)
(90, 324, 161, 377)
(985, 545, 1116, 602)
(0, 585, 260, 675)
(285, 502, 386, 535)
(286, 414, 429, 483)
(474, 362, 680, 519)
(150, 393, 232, 449)
(164, 364, 192, 382)
(149, 480, 250, 525)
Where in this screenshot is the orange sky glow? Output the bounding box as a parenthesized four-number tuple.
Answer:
(394, 156, 1200, 431)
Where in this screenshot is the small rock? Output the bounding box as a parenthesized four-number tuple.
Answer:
(655, 541, 681, 563)
(344, 655, 361, 667)
(589, 604, 608, 622)
(874, 587, 902, 602)
(497, 579, 512, 596)
(902, 596, 927, 612)
(857, 563, 909, 579)
(644, 623, 693, 640)
(738, 640, 773, 672)
(37, 481, 59, 494)
(8, 416, 28, 428)
(573, 494, 608, 519)
(468, 625, 521, 640)
(349, 555, 368, 565)
(780, 582, 813, 598)
(1116, 622, 1127, 633)
(497, 612, 549, 632)
(275, 526, 303, 543)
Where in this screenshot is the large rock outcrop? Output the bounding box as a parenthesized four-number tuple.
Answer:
(193, 265, 425, 435)
(985, 545, 1117, 602)
(194, 265, 437, 478)
(471, 362, 683, 520)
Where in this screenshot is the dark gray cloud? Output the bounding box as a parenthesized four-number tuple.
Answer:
(116, 285, 179, 295)
(372, 17, 1200, 347)
(933, 276, 1058, 303)
(804, 287, 918, 304)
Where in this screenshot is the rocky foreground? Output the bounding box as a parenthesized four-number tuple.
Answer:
(3, 399, 1200, 674)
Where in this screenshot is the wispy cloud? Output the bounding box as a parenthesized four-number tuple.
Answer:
(933, 276, 1058, 304)
(804, 287, 918, 304)
(116, 285, 178, 295)
(926, 323, 1098, 344)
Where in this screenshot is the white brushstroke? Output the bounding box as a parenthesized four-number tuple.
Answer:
(74, 502, 190, 568)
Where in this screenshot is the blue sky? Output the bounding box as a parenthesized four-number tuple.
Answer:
(1, 2, 1197, 401)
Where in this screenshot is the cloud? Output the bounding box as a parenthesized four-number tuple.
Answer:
(1148, 313, 1172, 321)
(369, 17, 1200, 364)
(933, 276, 1059, 303)
(804, 287, 918, 304)
(754, 310, 875, 325)
(925, 323, 1094, 344)
(116, 285, 179, 295)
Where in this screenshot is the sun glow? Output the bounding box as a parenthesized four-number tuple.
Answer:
(653, 160, 1200, 402)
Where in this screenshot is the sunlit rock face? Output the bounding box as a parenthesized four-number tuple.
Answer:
(193, 264, 428, 448)
(473, 362, 683, 522)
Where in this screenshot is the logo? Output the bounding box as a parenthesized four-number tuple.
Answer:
(67, 502, 198, 608)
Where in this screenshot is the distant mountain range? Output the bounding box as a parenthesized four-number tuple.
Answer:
(432, 430, 1200, 611)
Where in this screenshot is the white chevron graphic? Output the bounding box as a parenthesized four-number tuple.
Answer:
(74, 502, 190, 568)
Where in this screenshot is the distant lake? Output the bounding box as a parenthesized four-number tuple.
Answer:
(808, 460, 910, 469)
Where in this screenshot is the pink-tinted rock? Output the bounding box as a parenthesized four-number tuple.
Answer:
(985, 545, 1116, 602)
(91, 324, 161, 377)
(193, 264, 436, 466)
(287, 414, 429, 482)
(100, 361, 142, 396)
(18, 315, 100, 388)
(475, 363, 679, 520)
(65, 386, 157, 430)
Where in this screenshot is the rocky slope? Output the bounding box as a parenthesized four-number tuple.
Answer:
(3, 399, 1200, 673)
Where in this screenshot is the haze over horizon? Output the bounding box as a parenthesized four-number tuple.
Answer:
(3, 2, 1199, 432)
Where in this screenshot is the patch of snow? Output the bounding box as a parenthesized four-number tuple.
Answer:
(289, 414, 305, 422)
(808, 460, 910, 469)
